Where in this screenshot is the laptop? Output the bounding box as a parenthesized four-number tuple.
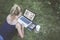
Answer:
(18, 9, 40, 32)
(18, 16, 32, 28)
(18, 9, 35, 28)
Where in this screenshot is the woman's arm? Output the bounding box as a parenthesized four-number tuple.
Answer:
(16, 23, 24, 38)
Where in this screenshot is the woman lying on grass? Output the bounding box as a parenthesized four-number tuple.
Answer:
(0, 4, 24, 40)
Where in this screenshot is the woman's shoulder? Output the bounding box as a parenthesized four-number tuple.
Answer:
(6, 14, 12, 25)
(6, 14, 18, 25)
(6, 14, 11, 20)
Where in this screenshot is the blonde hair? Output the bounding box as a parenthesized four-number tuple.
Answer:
(9, 4, 22, 22)
(11, 7, 20, 16)
(10, 4, 21, 16)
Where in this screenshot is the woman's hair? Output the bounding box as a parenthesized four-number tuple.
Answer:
(11, 7, 20, 16)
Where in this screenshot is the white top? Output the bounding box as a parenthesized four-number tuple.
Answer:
(6, 14, 18, 25)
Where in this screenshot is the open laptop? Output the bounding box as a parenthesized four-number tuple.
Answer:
(18, 9, 35, 28)
(18, 9, 40, 33)
(18, 16, 32, 28)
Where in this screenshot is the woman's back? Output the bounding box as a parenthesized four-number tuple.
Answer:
(0, 20, 17, 40)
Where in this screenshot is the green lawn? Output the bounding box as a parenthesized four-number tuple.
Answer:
(0, 0, 60, 40)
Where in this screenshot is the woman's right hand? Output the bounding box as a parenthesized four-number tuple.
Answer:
(16, 22, 24, 38)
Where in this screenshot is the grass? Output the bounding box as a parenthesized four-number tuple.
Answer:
(0, 0, 60, 40)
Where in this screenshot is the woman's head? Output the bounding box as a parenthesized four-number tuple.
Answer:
(10, 5, 22, 21)
(11, 7, 20, 16)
